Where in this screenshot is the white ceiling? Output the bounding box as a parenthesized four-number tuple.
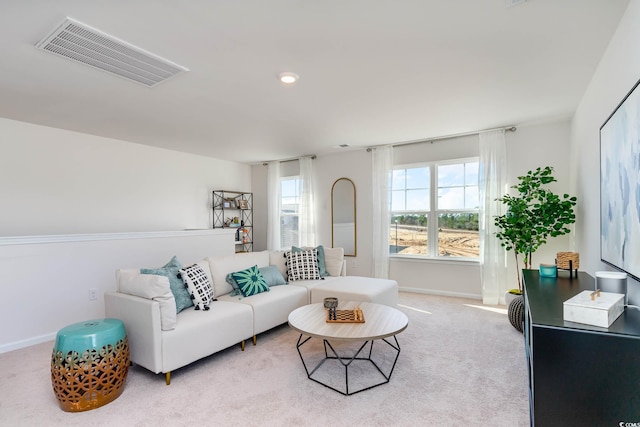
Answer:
(0, 0, 630, 163)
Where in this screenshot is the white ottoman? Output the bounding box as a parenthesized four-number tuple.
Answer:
(310, 276, 398, 307)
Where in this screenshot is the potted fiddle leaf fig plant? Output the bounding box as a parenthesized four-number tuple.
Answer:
(494, 166, 577, 301)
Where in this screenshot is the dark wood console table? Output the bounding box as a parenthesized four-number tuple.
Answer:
(523, 269, 640, 427)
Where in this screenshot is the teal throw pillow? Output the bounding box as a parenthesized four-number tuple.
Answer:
(231, 265, 270, 297)
(141, 256, 194, 313)
(225, 273, 242, 297)
(258, 265, 287, 287)
(293, 245, 328, 276)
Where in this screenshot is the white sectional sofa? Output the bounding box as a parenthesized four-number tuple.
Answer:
(105, 247, 397, 385)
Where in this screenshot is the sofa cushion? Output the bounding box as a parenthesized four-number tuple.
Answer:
(207, 251, 270, 296)
(162, 301, 254, 373)
(310, 276, 399, 307)
(231, 265, 270, 297)
(286, 249, 320, 281)
(218, 285, 308, 336)
(293, 245, 328, 276)
(269, 250, 288, 279)
(180, 264, 214, 310)
(287, 275, 342, 304)
(259, 265, 287, 287)
(141, 256, 193, 313)
(118, 271, 177, 331)
(324, 247, 344, 276)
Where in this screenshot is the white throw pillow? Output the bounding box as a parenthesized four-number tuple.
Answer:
(180, 264, 214, 310)
(323, 247, 344, 276)
(118, 271, 177, 331)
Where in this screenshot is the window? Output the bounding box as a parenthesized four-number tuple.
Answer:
(280, 177, 300, 249)
(390, 159, 479, 258)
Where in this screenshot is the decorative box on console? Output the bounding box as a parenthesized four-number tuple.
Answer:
(563, 290, 625, 328)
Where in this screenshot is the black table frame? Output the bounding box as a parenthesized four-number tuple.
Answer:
(295, 333, 401, 396)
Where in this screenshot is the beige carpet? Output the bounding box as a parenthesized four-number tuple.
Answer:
(0, 292, 529, 426)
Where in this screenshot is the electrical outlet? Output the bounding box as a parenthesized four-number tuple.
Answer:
(351, 260, 357, 268)
(88, 288, 97, 301)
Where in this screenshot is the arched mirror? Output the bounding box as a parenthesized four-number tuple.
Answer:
(331, 178, 356, 256)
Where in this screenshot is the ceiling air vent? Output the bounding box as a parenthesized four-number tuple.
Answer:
(35, 17, 188, 87)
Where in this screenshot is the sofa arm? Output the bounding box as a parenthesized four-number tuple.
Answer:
(105, 292, 163, 374)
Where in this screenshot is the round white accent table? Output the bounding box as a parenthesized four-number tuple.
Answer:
(288, 301, 408, 395)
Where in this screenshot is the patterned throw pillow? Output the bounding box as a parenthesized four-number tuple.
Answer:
(141, 256, 194, 313)
(293, 245, 328, 276)
(286, 249, 320, 281)
(179, 264, 214, 310)
(231, 265, 270, 297)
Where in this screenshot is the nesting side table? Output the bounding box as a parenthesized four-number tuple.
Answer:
(51, 318, 129, 412)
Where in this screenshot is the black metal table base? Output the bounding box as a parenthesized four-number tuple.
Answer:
(295, 334, 401, 396)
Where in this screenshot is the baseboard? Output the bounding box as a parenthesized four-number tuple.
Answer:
(399, 286, 482, 300)
(0, 332, 56, 354)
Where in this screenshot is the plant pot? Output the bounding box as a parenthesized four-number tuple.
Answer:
(505, 290, 522, 306)
(508, 296, 525, 333)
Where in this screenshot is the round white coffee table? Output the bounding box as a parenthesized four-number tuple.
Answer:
(288, 301, 408, 395)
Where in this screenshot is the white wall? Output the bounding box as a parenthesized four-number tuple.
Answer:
(0, 118, 251, 236)
(572, 1, 640, 304)
(315, 150, 373, 276)
(505, 119, 573, 290)
(0, 229, 236, 352)
(0, 117, 251, 351)
(251, 121, 572, 300)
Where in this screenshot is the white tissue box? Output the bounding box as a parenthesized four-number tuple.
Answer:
(563, 290, 625, 328)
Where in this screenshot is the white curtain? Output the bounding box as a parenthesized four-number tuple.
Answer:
(266, 161, 281, 251)
(479, 130, 508, 305)
(298, 156, 317, 247)
(372, 146, 393, 279)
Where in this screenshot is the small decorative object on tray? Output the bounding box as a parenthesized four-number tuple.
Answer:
(326, 307, 365, 323)
(556, 252, 579, 278)
(324, 297, 338, 321)
(323, 297, 338, 309)
(539, 263, 557, 278)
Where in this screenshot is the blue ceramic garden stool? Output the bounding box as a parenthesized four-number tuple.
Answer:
(51, 318, 129, 412)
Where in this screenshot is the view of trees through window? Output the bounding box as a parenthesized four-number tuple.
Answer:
(390, 160, 480, 258)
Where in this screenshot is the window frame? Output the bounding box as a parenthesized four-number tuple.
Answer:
(390, 157, 480, 261)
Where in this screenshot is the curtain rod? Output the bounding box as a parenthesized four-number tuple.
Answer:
(366, 125, 517, 152)
(262, 154, 316, 166)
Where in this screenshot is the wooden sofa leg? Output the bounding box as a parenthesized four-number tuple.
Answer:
(253, 335, 257, 346)
(165, 372, 171, 385)
(241, 340, 245, 351)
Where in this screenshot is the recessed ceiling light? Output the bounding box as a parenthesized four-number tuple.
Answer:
(278, 72, 299, 85)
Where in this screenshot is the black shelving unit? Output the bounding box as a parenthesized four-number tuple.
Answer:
(212, 190, 253, 253)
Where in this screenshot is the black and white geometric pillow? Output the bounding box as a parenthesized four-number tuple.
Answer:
(179, 264, 214, 310)
(285, 249, 320, 281)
